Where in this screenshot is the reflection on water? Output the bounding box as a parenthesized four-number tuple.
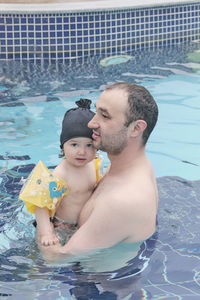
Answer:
(48, 240, 145, 274)
(75, 241, 143, 274)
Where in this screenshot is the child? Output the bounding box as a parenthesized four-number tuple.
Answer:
(19, 99, 103, 246)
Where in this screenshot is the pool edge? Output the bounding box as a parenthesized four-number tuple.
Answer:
(0, 0, 200, 13)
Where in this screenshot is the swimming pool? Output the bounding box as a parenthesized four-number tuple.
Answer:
(0, 38, 200, 299)
(0, 0, 200, 298)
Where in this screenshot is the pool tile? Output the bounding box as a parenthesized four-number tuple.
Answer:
(0, 3, 200, 62)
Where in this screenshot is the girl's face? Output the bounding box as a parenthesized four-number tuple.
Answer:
(63, 137, 96, 167)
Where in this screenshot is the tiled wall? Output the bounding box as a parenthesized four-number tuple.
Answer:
(0, 3, 200, 62)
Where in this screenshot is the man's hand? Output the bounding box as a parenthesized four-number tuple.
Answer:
(38, 243, 65, 262)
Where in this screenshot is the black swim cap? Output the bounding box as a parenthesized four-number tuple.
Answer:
(60, 98, 95, 148)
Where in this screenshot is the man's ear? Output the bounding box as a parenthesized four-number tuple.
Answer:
(129, 120, 147, 138)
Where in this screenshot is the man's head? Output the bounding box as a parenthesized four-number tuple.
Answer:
(107, 82, 158, 145)
(88, 82, 158, 154)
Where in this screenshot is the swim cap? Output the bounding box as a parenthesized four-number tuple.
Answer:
(60, 98, 95, 148)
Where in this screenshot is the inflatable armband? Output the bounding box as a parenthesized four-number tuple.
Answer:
(19, 161, 69, 217)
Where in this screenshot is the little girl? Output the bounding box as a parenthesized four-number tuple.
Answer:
(19, 99, 103, 246)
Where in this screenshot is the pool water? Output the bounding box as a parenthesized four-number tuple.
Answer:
(0, 42, 200, 299)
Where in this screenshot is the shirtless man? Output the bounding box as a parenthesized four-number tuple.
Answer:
(40, 82, 159, 260)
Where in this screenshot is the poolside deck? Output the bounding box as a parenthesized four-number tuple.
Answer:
(0, 0, 105, 3)
(0, 0, 199, 16)
(0, 0, 198, 9)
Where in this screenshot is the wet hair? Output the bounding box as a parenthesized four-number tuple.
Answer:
(106, 82, 158, 145)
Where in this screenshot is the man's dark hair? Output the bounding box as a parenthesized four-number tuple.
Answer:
(106, 82, 158, 145)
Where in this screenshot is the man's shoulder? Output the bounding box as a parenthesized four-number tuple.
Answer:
(97, 174, 156, 209)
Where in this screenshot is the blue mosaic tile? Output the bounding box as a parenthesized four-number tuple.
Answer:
(0, 32, 5, 38)
(0, 3, 200, 62)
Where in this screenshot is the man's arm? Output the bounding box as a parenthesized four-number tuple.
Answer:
(39, 188, 156, 262)
(39, 194, 131, 261)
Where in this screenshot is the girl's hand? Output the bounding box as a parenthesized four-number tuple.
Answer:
(37, 231, 60, 246)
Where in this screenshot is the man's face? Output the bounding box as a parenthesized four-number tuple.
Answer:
(88, 89, 129, 155)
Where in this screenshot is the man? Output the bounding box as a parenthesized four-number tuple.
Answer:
(40, 82, 159, 260)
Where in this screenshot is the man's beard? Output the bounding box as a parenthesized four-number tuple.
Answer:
(95, 127, 128, 155)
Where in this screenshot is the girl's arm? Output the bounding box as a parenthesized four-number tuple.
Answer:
(35, 207, 59, 246)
